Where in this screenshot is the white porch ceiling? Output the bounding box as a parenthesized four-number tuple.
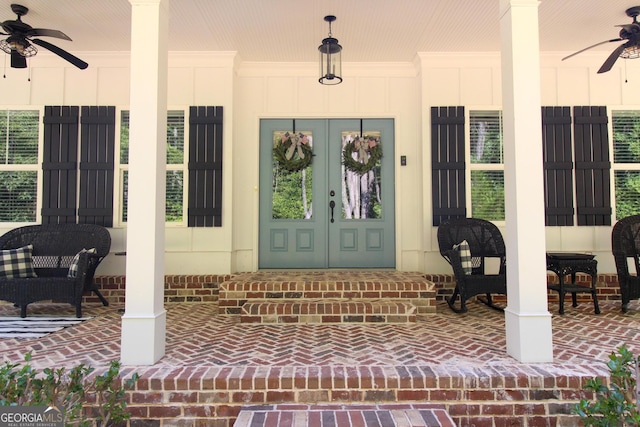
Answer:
(0, 0, 638, 64)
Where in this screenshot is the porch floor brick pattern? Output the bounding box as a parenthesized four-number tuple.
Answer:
(1, 270, 640, 426)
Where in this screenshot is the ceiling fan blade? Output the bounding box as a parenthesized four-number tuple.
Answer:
(10, 50, 26, 68)
(26, 28, 71, 41)
(597, 43, 629, 73)
(31, 38, 87, 69)
(562, 38, 624, 61)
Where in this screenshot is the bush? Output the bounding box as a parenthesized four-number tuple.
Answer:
(0, 353, 139, 426)
(574, 344, 640, 426)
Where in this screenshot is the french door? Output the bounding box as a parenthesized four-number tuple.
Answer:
(258, 119, 395, 268)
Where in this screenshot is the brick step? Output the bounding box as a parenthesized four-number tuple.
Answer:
(240, 299, 417, 324)
(220, 271, 437, 316)
(233, 404, 456, 427)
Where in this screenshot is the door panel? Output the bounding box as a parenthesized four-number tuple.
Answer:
(327, 119, 395, 267)
(259, 118, 394, 268)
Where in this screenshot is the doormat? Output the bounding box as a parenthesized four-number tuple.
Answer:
(0, 316, 93, 339)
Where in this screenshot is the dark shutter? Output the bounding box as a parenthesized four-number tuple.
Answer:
(78, 106, 115, 227)
(188, 106, 223, 227)
(42, 106, 79, 224)
(541, 107, 574, 226)
(573, 106, 612, 226)
(431, 106, 466, 226)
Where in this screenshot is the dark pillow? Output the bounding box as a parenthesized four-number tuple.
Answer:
(67, 248, 97, 278)
(453, 240, 472, 275)
(0, 244, 38, 279)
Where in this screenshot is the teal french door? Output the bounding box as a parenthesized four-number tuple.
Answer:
(259, 119, 395, 268)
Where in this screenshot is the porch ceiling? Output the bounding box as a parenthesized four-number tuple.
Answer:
(0, 0, 638, 63)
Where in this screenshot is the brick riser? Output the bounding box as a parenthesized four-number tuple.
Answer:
(219, 272, 436, 324)
(240, 299, 417, 324)
(89, 273, 624, 308)
(118, 364, 599, 426)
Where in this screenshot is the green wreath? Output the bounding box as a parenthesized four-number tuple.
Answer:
(273, 133, 313, 172)
(342, 136, 382, 174)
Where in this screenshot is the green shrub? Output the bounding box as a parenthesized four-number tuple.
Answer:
(574, 344, 640, 426)
(0, 353, 139, 426)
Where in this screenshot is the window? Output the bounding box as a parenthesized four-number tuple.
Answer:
(612, 110, 640, 220)
(469, 110, 505, 221)
(119, 109, 187, 224)
(0, 109, 40, 222)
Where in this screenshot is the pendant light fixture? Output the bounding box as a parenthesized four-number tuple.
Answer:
(318, 15, 342, 85)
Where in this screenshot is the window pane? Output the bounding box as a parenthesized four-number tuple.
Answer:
(613, 110, 640, 163)
(121, 170, 183, 223)
(120, 110, 129, 164)
(271, 130, 313, 220)
(120, 110, 184, 164)
(341, 131, 382, 219)
(0, 110, 39, 165)
(471, 170, 505, 220)
(615, 170, 640, 220)
(470, 110, 503, 164)
(0, 171, 37, 222)
(166, 170, 183, 222)
(167, 110, 184, 164)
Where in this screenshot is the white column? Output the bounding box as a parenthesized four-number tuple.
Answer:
(120, 0, 169, 365)
(500, 0, 553, 362)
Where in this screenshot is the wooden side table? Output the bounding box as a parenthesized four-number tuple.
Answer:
(546, 253, 600, 315)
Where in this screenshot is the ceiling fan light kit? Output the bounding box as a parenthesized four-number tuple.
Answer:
(318, 15, 342, 85)
(0, 3, 88, 70)
(562, 5, 640, 74)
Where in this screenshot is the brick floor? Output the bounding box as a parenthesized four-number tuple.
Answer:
(0, 271, 639, 426)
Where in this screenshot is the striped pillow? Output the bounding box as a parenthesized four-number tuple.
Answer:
(0, 245, 38, 279)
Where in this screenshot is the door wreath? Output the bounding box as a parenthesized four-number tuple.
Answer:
(342, 135, 382, 174)
(273, 132, 313, 172)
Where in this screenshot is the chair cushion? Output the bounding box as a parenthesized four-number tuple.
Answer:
(0, 245, 38, 279)
(67, 248, 97, 278)
(453, 240, 472, 275)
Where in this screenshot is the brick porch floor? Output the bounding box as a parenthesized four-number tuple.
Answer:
(0, 272, 638, 426)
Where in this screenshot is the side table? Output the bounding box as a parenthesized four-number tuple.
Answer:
(546, 253, 600, 315)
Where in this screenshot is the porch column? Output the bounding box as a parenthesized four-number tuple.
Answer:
(499, 0, 553, 362)
(121, 0, 169, 365)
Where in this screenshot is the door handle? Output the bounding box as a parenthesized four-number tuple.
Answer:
(329, 200, 335, 223)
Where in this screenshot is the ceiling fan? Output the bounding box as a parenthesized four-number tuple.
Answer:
(562, 6, 640, 74)
(0, 3, 87, 70)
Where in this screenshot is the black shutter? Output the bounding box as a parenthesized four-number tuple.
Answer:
(542, 107, 574, 226)
(188, 106, 223, 227)
(573, 106, 612, 226)
(42, 106, 79, 224)
(431, 106, 466, 226)
(79, 106, 115, 227)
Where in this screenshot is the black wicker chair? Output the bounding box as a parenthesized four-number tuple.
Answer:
(611, 214, 640, 312)
(0, 223, 111, 317)
(437, 217, 507, 313)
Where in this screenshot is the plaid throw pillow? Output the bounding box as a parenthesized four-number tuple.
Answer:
(67, 248, 97, 278)
(0, 244, 38, 279)
(453, 240, 473, 275)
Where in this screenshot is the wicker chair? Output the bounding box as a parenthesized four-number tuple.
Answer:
(437, 217, 507, 313)
(611, 214, 640, 312)
(0, 223, 111, 317)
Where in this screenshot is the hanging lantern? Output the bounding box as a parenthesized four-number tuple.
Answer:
(318, 15, 342, 85)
